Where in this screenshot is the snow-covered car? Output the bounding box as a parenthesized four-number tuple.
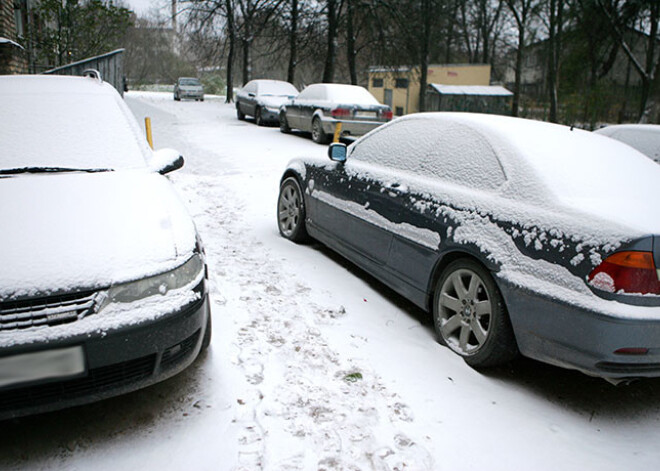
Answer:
(174, 77, 204, 101)
(594, 124, 660, 164)
(0, 74, 212, 420)
(277, 112, 660, 381)
(236, 79, 298, 126)
(279, 83, 393, 144)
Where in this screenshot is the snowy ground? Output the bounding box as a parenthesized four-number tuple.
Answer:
(2, 92, 660, 470)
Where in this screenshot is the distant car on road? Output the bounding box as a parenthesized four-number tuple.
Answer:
(236, 79, 298, 126)
(595, 124, 660, 164)
(279, 83, 392, 144)
(174, 77, 204, 101)
(0, 74, 211, 420)
(278, 112, 660, 382)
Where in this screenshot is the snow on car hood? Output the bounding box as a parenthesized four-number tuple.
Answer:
(0, 169, 197, 300)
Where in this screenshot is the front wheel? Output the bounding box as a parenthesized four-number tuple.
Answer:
(255, 107, 265, 126)
(311, 117, 330, 144)
(433, 259, 518, 368)
(277, 177, 309, 243)
(279, 112, 291, 133)
(237, 107, 246, 120)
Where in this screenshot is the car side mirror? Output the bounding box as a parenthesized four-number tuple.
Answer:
(328, 143, 347, 162)
(150, 148, 184, 174)
(248, 92, 256, 98)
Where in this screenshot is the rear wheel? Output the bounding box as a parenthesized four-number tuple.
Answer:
(277, 177, 309, 242)
(433, 259, 518, 368)
(311, 117, 330, 144)
(279, 112, 291, 133)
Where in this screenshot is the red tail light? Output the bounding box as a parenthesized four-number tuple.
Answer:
(331, 108, 351, 119)
(588, 251, 660, 295)
(382, 110, 393, 120)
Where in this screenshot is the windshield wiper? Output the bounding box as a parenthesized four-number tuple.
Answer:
(0, 167, 113, 175)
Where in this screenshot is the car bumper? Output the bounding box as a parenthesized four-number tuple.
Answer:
(178, 91, 204, 99)
(499, 279, 660, 379)
(261, 108, 280, 123)
(0, 282, 211, 421)
(320, 118, 387, 137)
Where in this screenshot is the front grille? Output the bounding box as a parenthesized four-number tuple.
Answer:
(0, 290, 100, 331)
(0, 354, 156, 414)
(161, 329, 200, 369)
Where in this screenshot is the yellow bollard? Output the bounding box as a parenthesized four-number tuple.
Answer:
(333, 122, 343, 143)
(145, 117, 154, 149)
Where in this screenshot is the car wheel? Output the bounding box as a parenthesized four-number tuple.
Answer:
(433, 259, 518, 368)
(237, 107, 245, 120)
(174, 93, 180, 101)
(201, 311, 212, 350)
(312, 117, 330, 144)
(200, 97, 204, 102)
(279, 112, 291, 133)
(277, 177, 309, 242)
(255, 107, 264, 126)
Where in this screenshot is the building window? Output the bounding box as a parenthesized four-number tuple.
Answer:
(395, 78, 408, 89)
(372, 78, 383, 88)
(395, 106, 404, 116)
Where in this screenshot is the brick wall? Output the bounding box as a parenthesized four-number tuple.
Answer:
(0, 0, 28, 74)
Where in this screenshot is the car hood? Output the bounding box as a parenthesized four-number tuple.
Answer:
(0, 170, 197, 300)
(259, 96, 291, 108)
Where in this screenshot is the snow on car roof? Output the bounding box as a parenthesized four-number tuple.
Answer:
(0, 75, 152, 170)
(377, 113, 660, 233)
(594, 124, 660, 164)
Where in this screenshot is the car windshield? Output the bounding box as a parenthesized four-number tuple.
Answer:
(0, 83, 149, 172)
(180, 78, 201, 86)
(260, 81, 298, 97)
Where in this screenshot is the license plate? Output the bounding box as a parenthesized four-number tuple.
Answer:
(0, 345, 85, 388)
(355, 111, 376, 119)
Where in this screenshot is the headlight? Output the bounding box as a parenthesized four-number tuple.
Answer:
(107, 254, 204, 304)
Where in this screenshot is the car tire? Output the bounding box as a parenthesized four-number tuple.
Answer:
(200, 97, 204, 102)
(433, 259, 518, 368)
(237, 107, 246, 120)
(174, 93, 180, 101)
(277, 177, 309, 243)
(201, 310, 212, 350)
(255, 107, 264, 126)
(312, 117, 330, 144)
(279, 112, 291, 133)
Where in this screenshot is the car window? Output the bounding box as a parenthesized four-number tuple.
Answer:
(244, 81, 257, 94)
(298, 85, 325, 101)
(350, 117, 506, 191)
(259, 81, 298, 97)
(180, 78, 200, 86)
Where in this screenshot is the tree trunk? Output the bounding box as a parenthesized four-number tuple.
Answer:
(287, 0, 298, 84)
(346, 0, 357, 85)
(241, 37, 250, 85)
(512, 27, 524, 116)
(225, 0, 235, 103)
(322, 0, 338, 83)
(418, 0, 431, 112)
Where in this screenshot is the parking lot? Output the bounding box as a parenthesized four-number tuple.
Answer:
(1, 92, 660, 470)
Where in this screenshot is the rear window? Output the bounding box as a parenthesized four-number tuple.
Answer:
(326, 85, 379, 105)
(350, 117, 506, 191)
(179, 78, 201, 86)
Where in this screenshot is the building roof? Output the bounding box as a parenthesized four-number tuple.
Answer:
(428, 84, 512, 96)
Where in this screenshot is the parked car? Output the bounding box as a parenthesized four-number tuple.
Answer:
(595, 124, 660, 164)
(174, 77, 204, 101)
(279, 83, 393, 144)
(0, 74, 211, 420)
(236, 79, 298, 126)
(277, 112, 660, 382)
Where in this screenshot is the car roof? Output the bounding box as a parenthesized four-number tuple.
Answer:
(0, 74, 115, 95)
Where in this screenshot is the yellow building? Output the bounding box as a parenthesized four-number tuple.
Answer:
(368, 64, 491, 116)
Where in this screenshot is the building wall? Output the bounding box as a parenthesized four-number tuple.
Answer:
(368, 64, 491, 115)
(0, 0, 28, 74)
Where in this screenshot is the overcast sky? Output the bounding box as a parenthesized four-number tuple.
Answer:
(124, 0, 169, 19)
